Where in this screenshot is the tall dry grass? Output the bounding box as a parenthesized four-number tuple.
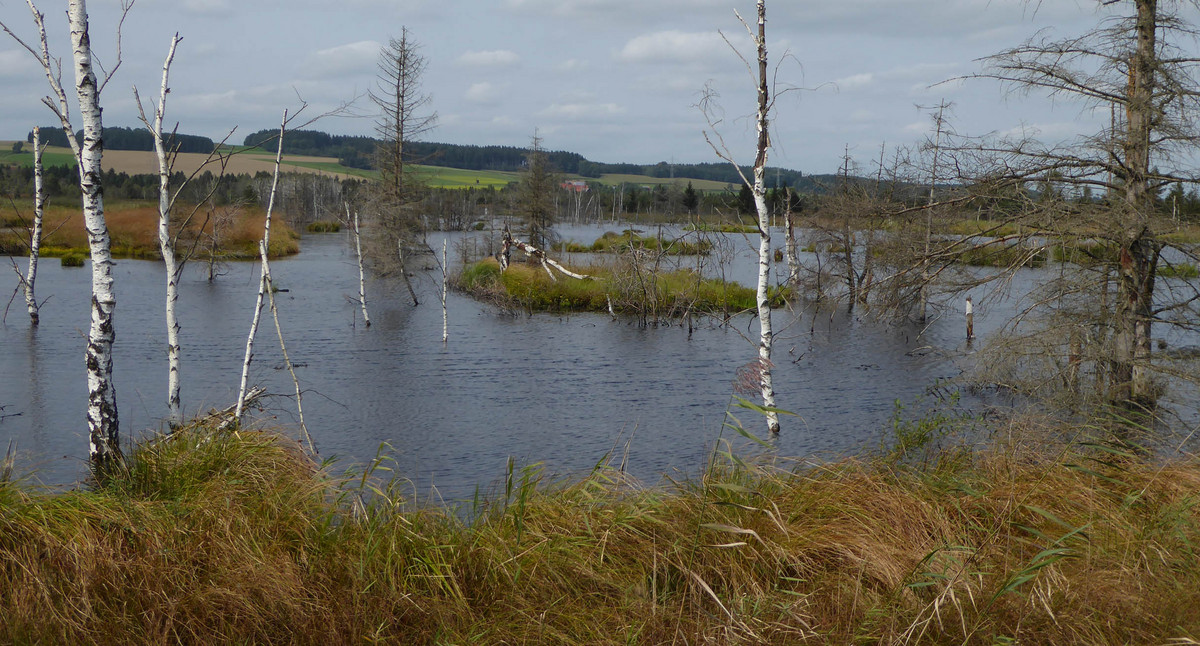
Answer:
(0, 200, 299, 259)
(1, 411, 1198, 644)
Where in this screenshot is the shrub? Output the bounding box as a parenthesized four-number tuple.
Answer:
(306, 220, 341, 233)
(60, 252, 86, 267)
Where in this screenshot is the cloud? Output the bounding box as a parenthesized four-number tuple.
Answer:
(465, 82, 503, 105)
(457, 50, 521, 68)
(309, 41, 380, 78)
(556, 59, 588, 72)
(617, 30, 732, 65)
(835, 73, 875, 91)
(180, 0, 232, 15)
(539, 102, 626, 121)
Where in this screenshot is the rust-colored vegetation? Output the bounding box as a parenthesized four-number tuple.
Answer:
(0, 199, 299, 260)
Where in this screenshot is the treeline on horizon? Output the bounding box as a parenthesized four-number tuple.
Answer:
(28, 126, 216, 155)
(241, 128, 815, 190)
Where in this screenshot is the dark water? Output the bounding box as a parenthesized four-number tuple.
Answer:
(1, 227, 1010, 500)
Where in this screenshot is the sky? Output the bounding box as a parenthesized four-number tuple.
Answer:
(0, 0, 1189, 175)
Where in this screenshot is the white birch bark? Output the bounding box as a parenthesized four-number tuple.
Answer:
(235, 109, 287, 424)
(749, 0, 780, 434)
(441, 238, 448, 344)
(71, 1, 120, 463)
(498, 228, 591, 280)
(24, 127, 45, 325)
(137, 34, 183, 427)
(347, 204, 371, 327)
(783, 186, 799, 288)
(3, 0, 128, 464)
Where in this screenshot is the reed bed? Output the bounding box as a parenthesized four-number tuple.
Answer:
(1, 412, 1198, 644)
(0, 200, 300, 259)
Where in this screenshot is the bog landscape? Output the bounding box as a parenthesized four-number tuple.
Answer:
(3, 1, 1200, 643)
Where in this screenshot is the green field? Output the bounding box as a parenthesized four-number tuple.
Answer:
(0, 142, 77, 168)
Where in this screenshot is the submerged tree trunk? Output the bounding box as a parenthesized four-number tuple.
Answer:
(749, 0, 780, 434)
(23, 127, 45, 325)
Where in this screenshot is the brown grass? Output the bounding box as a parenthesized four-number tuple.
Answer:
(0, 200, 299, 259)
(0, 413, 1198, 644)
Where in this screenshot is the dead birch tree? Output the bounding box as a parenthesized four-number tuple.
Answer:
(234, 110, 287, 425)
(700, 0, 781, 434)
(233, 108, 314, 451)
(133, 34, 242, 429)
(497, 226, 591, 280)
(14, 127, 46, 325)
(2, 0, 129, 468)
(135, 34, 185, 428)
(345, 204, 371, 327)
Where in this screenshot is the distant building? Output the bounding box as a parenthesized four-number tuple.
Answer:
(561, 180, 589, 193)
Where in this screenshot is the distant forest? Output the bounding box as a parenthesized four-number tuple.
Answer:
(241, 129, 816, 190)
(28, 126, 215, 154)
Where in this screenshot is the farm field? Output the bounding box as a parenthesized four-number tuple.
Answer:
(1, 141, 739, 192)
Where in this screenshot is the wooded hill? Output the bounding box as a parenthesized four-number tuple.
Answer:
(28, 126, 216, 155)
(240, 128, 821, 191)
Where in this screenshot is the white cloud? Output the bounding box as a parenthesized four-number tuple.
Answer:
(539, 102, 626, 121)
(465, 82, 503, 105)
(617, 30, 732, 65)
(309, 41, 380, 78)
(835, 73, 875, 91)
(458, 50, 521, 68)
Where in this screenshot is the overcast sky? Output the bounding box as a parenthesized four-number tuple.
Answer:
(0, 0, 1187, 174)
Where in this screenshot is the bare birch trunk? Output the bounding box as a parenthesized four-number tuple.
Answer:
(347, 204, 370, 327)
(70, 1, 120, 466)
(750, 0, 780, 434)
(783, 187, 799, 289)
(260, 239, 313, 452)
(139, 34, 183, 428)
(441, 238, 448, 344)
(24, 127, 45, 325)
(235, 109, 287, 424)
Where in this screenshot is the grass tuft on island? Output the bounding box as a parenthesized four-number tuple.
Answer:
(458, 257, 787, 314)
(558, 230, 713, 255)
(1, 418, 1198, 644)
(1, 200, 300, 260)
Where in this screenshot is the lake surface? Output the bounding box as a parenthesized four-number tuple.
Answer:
(2, 226, 1022, 500)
